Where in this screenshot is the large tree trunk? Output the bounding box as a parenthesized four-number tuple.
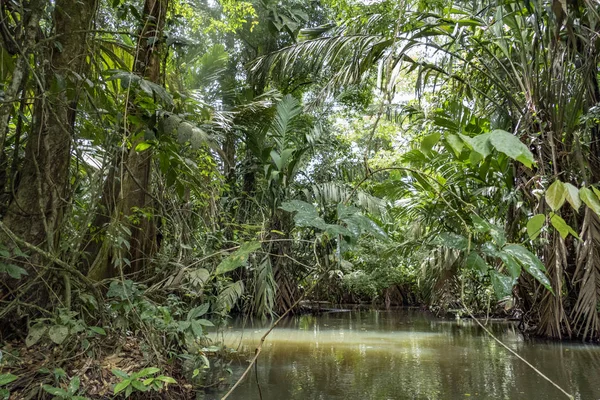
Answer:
(1, 0, 97, 307)
(86, 0, 168, 279)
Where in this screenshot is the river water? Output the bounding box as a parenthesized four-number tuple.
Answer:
(210, 309, 600, 400)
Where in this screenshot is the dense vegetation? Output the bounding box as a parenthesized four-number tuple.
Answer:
(0, 0, 599, 397)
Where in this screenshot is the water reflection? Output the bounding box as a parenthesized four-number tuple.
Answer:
(211, 309, 600, 400)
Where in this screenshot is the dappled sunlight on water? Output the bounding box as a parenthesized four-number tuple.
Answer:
(209, 309, 600, 400)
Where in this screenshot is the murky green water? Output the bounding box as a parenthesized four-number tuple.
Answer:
(211, 309, 600, 400)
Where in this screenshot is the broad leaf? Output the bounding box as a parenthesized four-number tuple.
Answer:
(216, 241, 261, 275)
(459, 133, 492, 158)
(48, 325, 69, 345)
(489, 270, 515, 299)
(502, 244, 553, 292)
(113, 379, 131, 394)
(281, 200, 327, 230)
(550, 213, 579, 240)
(187, 303, 210, 320)
(497, 251, 521, 278)
(68, 376, 80, 394)
(526, 214, 545, 240)
(580, 187, 600, 216)
(421, 132, 440, 153)
(134, 368, 160, 378)
(564, 183, 581, 211)
(26, 323, 47, 347)
(42, 385, 68, 396)
(0, 263, 28, 279)
(489, 129, 535, 168)
(445, 133, 464, 156)
(0, 374, 17, 386)
(545, 181, 566, 211)
(466, 252, 488, 275)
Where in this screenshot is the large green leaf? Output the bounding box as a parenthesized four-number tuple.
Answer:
(215, 241, 261, 275)
(445, 133, 464, 156)
(26, 323, 47, 347)
(580, 187, 600, 216)
(337, 204, 387, 239)
(459, 132, 492, 158)
(0, 374, 17, 386)
(488, 129, 535, 168)
(466, 252, 488, 275)
(471, 214, 506, 247)
(421, 132, 440, 153)
(564, 183, 581, 211)
(526, 214, 545, 240)
(497, 251, 521, 278)
(489, 270, 515, 299)
(281, 200, 328, 230)
(502, 244, 553, 292)
(550, 213, 579, 240)
(545, 180, 566, 211)
(48, 325, 69, 345)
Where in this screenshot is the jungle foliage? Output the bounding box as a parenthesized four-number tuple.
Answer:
(0, 0, 600, 397)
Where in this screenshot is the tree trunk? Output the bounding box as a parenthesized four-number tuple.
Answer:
(1, 0, 97, 306)
(86, 0, 168, 279)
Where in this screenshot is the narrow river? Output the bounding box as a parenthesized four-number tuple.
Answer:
(211, 309, 600, 400)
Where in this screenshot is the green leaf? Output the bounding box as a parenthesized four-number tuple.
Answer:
(564, 183, 581, 211)
(580, 187, 600, 216)
(113, 379, 131, 394)
(216, 241, 261, 275)
(0, 374, 17, 386)
(134, 141, 152, 152)
(445, 133, 464, 156)
(489, 270, 515, 299)
(545, 181, 566, 211)
(112, 369, 130, 379)
(337, 204, 387, 239)
(131, 380, 149, 392)
(197, 319, 214, 327)
(42, 385, 68, 396)
(142, 378, 154, 386)
(421, 132, 440, 153)
(466, 252, 488, 274)
(0, 263, 28, 279)
(187, 303, 210, 321)
(26, 323, 47, 347)
(459, 132, 492, 158)
(68, 376, 80, 394)
(191, 321, 204, 337)
(526, 214, 545, 240)
(88, 326, 106, 335)
(497, 251, 521, 278)
(134, 368, 160, 378)
(155, 376, 177, 384)
(550, 213, 580, 240)
(48, 325, 69, 345)
(488, 129, 535, 168)
(281, 200, 328, 230)
(270, 150, 282, 170)
(502, 244, 553, 292)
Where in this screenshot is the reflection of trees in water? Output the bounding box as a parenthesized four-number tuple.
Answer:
(221, 310, 600, 399)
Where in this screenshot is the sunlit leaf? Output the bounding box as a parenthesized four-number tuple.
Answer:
(526, 214, 545, 240)
(502, 244, 553, 293)
(545, 180, 566, 211)
(488, 129, 535, 168)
